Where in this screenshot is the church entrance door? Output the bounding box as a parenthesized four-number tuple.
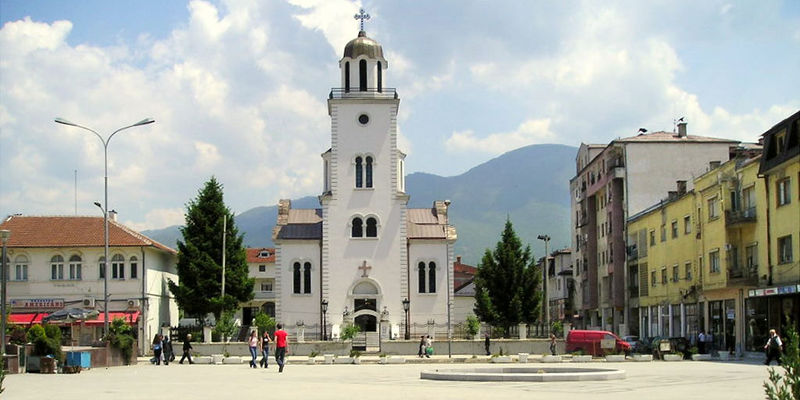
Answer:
(354, 314, 377, 332)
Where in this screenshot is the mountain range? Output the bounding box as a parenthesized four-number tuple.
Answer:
(142, 143, 577, 266)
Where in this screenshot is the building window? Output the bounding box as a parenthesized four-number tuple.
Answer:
(671, 220, 678, 239)
(746, 245, 758, 269)
(261, 281, 273, 292)
(651, 271, 656, 287)
(672, 265, 679, 282)
(649, 230, 655, 247)
(303, 262, 312, 294)
(111, 254, 125, 280)
(418, 262, 426, 293)
(129, 256, 138, 279)
(428, 262, 437, 293)
(293, 262, 301, 294)
(99, 256, 106, 279)
(365, 217, 378, 237)
(708, 197, 720, 220)
(684, 216, 691, 234)
(351, 217, 363, 237)
(14, 255, 28, 281)
(777, 178, 791, 206)
(709, 250, 720, 273)
(778, 235, 793, 264)
(685, 262, 692, 281)
(69, 255, 82, 280)
(365, 156, 373, 188)
(661, 267, 667, 284)
(355, 157, 363, 188)
(259, 265, 266, 272)
(50, 255, 64, 280)
(660, 225, 666, 242)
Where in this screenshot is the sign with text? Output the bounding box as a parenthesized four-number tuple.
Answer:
(11, 298, 65, 309)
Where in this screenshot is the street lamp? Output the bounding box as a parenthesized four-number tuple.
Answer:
(56, 117, 155, 337)
(537, 234, 551, 330)
(402, 298, 410, 340)
(321, 299, 328, 340)
(1, 229, 10, 356)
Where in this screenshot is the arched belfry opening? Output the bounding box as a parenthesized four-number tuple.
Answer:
(344, 62, 350, 92)
(359, 59, 367, 91)
(377, 61, 382, 92)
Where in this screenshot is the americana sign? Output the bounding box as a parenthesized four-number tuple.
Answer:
(10, 298, 65, 309)
(749, 284, 800, 298)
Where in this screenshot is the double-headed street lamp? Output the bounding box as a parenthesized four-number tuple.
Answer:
(55, 117, 155, 336)
(537, 234, 551, 329)
(1, 229, 11, 356)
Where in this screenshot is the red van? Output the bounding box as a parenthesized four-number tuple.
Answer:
(565, 330, 631, 356)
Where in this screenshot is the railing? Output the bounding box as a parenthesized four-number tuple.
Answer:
(727, 265, 758, 286)
(725, 207, 756, 226)
(253, 290, 276, 299)
(329, 87, 398, 99)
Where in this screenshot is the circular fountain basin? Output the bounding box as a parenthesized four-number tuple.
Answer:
(420, 367, 625, 382)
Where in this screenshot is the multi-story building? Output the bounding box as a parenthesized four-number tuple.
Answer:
(0, 215, 178, 355)
(236, 248, 277, 327)
(570, 122, 738, 335)
(545, 249, 575, 324)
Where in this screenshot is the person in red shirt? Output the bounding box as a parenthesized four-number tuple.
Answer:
(274, 323, 289, 372)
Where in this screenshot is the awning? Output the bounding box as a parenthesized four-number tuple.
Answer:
(8, 313, 48, 325)
(82, 311, 140, 326)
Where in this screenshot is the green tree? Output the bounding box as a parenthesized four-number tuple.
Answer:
(473, 218, 541, 336)
(168, 177, 254, 320)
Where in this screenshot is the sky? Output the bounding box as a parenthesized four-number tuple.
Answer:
(1, 0, 798, 232)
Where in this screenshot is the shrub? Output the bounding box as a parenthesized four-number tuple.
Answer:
(551, 320, 564, 337)
(43, 324, 61, 344)
(763, 322, 799, 400)
(349, 349, 361, 358)
(9, 326, 27, 345)
(254, 312, 276, 336)
(340, 323, 361, 341)
(106, 317, 135, 365)
(213, 311, 237, 342)
(26, 324, 45, 343)
(466, 315, 481, 338)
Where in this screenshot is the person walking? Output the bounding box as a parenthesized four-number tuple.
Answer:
(484, 333, 491, 356)
(162, 336, 174, 365)
(698, 331, 706, 354)
(152, 334, 163, 366)
(274, 323, 288, 373)
(418, 335, 425, 358)
(764, 329, 783, 366)
(260, 330, 271, 368)
(550, 333, 558, 356)
(179, 333, 194, 364)
(424, 335, 432, 358)
(248, 330, 260, 368)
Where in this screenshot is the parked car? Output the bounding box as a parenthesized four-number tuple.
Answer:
(566, 330, 632, 357)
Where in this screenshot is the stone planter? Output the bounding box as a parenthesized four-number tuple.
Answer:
(605, 355, 626, 362)
(491, 356, 512, 363)
(542, 355, 562, 363)
(378, 357, 388, 364)
(211, 354, 224, 364)
(632, 354, 653, 362)
(518, 353, 529, 363)
(717, 352, 730, 361)
(572, 355, 592, 363)
(26, 355, 41, 372)
(663, 354, 683, 361)
(386, 356, 405, 364)
(353, 357, 361, 365)
(324, 354, 334, 364)
(40, 357, 57, 374)
(194, 356, 213, 364)
(334, 357, 354, 364)
(306, 357, 317, 365)
(223, 356, 242, 364)
(691, 354, 712, 361)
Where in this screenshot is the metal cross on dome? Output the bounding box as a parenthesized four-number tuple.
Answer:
(354, 8, 370, 31)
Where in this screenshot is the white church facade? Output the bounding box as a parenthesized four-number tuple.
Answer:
(272, 25, 456, 344)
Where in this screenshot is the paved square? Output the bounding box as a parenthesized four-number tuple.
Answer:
(4, 357, 771, 399)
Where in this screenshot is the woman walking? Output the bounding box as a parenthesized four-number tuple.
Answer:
(248, 330, 260, 368)
(152, 334, 163, 366)
(260, 330, 272, 368)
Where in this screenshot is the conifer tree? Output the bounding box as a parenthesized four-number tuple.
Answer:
(473, 218, 542, 336)
(168, 177, 254, 320)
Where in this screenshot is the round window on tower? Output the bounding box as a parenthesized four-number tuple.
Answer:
(358, 114, 370, 125)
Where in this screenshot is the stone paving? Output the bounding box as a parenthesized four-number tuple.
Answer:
(3, 355, 773, 399)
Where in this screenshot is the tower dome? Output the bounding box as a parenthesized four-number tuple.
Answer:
(343, 31, 385, 60)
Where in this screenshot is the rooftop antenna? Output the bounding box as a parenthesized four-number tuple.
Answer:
(354, 8, 370, 32)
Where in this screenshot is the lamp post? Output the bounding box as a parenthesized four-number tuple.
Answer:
(56, 117, 155, 337)
(321, 299, 328, 340)
(444, 199, 452, 358)
(537, 234, 551, 330)
(1, 229, 10, 356)
(402, 298, 410, 340)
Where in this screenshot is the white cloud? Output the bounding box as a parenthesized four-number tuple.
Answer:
(445, 119, 555, 155)
(288, 0, 361, 54)
(125, 207, 185, 233)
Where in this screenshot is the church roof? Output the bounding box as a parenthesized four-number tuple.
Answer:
(343, 31, 385, 60)
(274, 208, 323, 240)
(407, 206, 451, 239)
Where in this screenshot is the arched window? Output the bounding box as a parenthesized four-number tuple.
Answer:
(366, 217, 378, 237)
(344, 62, 350, 92)
(112, 254, 125, 280)
(293, 262, 302, 294)
(377, 61, 382, 92)
(355, 156, 363, 188)
(418, 262, 426, 293)
(303, 262, 312, 294)
(351, 217, 363, 237)
(428, 262, 437, 293)
(365, 156, 373, 188)
(14, 255, 28, 281)
(129, 256, 138, 279)
(99, 256, 106, 279)
(359, 59, 367, 91)
(69, 255, 82, 280)
(51, 255, 64, 280)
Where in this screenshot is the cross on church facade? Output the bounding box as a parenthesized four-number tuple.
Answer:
(354, 8, 370, 31)
(358, 260, 372, 277)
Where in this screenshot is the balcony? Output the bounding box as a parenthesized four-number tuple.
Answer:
(727, 265, 759, 287)
(725, 207, 756, 226)
(329, 87, 398, 99)
(608, 165, 626, 179)
(254, 291, 276, 300)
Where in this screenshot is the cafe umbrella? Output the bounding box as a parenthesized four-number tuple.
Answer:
(42, 308, 99, 324)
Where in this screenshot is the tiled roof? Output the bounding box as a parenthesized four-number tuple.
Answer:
(616, 131, 738, 143)
(407, 208, 443, 224)
(0, 216, 175, 253)
(288, 209, 322, 224)
(276, 223, 322, 240)
(407, 207, 451, 239)
(246, 248, 276, 263)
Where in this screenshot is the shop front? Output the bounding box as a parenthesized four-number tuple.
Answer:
(745, 284, 800, 352)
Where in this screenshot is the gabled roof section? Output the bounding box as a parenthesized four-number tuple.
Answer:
(273, 199, 323, 241)
(407, 201, 456, 240)
(246, 248, 276, 263)
(0, 215, 175, 253)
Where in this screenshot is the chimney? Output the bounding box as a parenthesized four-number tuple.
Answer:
(456, 256, 461, 264)
(668, 191, 678, 201)
(677, 121, 688, 137)
(108, 210, 118, 222)
(677, 180, 687, 195)
(709, 161, 721, 170)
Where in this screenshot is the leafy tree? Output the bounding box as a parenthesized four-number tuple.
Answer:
(473, 218, 541, 336)
(168, 177, 254, 319)
(764, 321, 800, 400)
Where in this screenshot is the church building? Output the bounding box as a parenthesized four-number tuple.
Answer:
(272, 18, 456, 344)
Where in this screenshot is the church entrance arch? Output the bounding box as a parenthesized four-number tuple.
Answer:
(354, 314, 377, 332)
(348, 279, 381, 333)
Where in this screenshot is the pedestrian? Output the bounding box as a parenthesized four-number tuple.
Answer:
(550, 333, 557, 356)
(418, 335, 425, 358)
(424, 335, 432, 358)
(248, 330, 259, 368)
(274, 323, 288, 373)
(260, 330, 271, 368)
(698, 331, 706, 354)
(764, 329, 783, 366)
(706, 331, 715, 355)
(162, 336, 174, 365)
(484, 333, 491, 356)
(179, 333, 194, 364)
(152, 334, 163, 366)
